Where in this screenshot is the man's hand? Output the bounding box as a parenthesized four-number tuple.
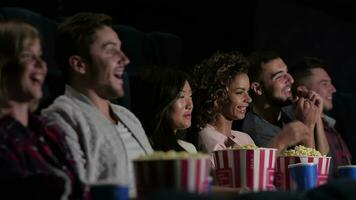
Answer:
(268, 121, 312, 153)
(294, 90, 323, 128)
(307, 90, 323, 117)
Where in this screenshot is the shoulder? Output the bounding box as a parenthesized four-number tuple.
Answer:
(198, 125, 225, 144)
(244, 111, 261, 123)
(42, 93, 97, 122)
(0, 116, 15, 131)
(41, 96, 86, 131)
(242, 111, 258, 131)
(199, 125, 215, 135)
(198, 126, 226, 153)
(0, 117, 14, 141)
(243, 111, 276, 131)
(242, 111, 258, 126)
(37, 115, 66, 139)
(42, 95, 76, 116)
(177, 140, 197, 153)
(199, 125, 219, 141)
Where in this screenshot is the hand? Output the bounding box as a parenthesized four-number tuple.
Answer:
(269, 121, 311, 151)
(294, 97, 319, 128)
(306, 90, 323, 117)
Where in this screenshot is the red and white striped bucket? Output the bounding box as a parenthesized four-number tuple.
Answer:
(133, 157, 211, 198)
(275, 156, 331, 191)
(213, 148, 277, 191)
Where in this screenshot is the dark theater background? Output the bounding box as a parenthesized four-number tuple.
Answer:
(1, 0, 356, 93)
(1, 1, 355, 139)
(1, 0, 356, 172)
(2, 0, 356, 193)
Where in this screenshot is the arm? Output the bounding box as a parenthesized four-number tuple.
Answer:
(309, 91, 329, 155)
(294, 97, 317, 148)
(294, 90, 329, 154)
(0, 144, 68, 200)
(314, 117, 329, 155)
(268, 121, 310, 155)
(43, 109, 88, 183)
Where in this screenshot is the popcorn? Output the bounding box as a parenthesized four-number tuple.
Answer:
(236, 144, 259, 149)
(227, 144, 259, 150)
(281, 145, 323, 157)
(135, 150, 209, 160)
(276, 145, 331, 191)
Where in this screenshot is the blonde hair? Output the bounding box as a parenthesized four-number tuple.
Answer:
(0, 21, 41, 112)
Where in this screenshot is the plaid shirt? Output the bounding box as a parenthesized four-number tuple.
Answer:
(323, 118, 352, 177)
(0, 114, 87, 200)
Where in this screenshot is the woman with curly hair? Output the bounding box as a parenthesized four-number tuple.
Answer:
(192, 51, 254, 154)
(192, 51, 311, 164)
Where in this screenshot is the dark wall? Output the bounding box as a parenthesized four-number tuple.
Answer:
(254, 0, 356, 94)
(1, 0, 355, 93)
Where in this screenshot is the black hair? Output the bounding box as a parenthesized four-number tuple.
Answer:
(132, 65, 190, 151)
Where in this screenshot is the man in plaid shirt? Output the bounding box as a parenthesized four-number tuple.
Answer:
(291, 57, 352, 177)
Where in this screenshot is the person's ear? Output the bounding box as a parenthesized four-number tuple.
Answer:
(69, 55, 87, 74)
(296, 85, 309, 97)
(251, 82, 263, 95)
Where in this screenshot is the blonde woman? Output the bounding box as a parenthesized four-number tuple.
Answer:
(0, 21, 84, 199)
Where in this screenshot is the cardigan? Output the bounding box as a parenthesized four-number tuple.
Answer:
(42, 85, 153, 194)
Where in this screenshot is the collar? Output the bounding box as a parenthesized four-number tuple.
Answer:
(65, 85, 98, 107)
(322, 114, 336, 128)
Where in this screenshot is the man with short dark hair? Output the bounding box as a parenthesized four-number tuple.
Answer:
(291, 57, 351, 176)
(242, 51, 329, 156)
(42, 12, 153, 198)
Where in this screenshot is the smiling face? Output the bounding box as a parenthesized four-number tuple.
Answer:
(7, 38, 47, 102)
(260, 57, 294, 105)
(168, 81, 193, 132)
(306, 68, 336, 112)
(221, 73, 252, 120)
(87, 26, 130, 99)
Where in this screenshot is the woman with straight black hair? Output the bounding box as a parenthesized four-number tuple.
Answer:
(132, 66, 196, 152)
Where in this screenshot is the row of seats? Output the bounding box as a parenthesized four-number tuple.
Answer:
(0, 7, 183, 110)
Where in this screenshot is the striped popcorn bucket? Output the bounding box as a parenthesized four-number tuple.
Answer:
(213, 148, 277, 191)
(275, 156, 331, 191)
(133, 157, 211, 198)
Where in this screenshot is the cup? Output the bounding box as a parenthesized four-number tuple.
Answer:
(337, 165, 356, 179)
(90, 184, 128, 200)
(275, 156, 331, 191)
(288, 163, 317, 192)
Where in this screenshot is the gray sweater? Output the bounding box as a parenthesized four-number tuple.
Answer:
(42, 85, 153, 188)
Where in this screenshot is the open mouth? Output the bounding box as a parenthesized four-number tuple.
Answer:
(30, 73, 44, 86)
(282, 86, 292, 96)
(113, 71, 124, 86)
(114, 74, 122, 80)
(237, 106, 248, 113)
(184, 113, 192, 119)
(113, 69, 124, 80)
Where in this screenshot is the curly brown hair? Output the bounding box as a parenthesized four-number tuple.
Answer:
(192, 51, 249, 130)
